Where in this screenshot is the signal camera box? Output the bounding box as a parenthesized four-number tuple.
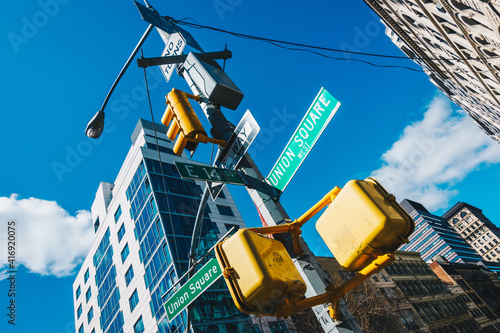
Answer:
(316, 178, 414, 271)
(183, 52, 244, 110)
(215, 229, 306, 316)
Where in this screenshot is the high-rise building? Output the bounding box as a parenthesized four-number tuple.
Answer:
(72, 119, 296, 333)
(399, 199, 483, 263)
(363, 0, 500, 143)
(430, 258, 500, 332)
(442, 202, 500, 264)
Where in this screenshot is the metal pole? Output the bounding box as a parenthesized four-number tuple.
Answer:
(137, 49, 232, 68)
(179, 65, 362, 333)
(99, 24, 154, 113)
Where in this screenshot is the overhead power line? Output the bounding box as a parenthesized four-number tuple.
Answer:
(170, 18, 500, 74)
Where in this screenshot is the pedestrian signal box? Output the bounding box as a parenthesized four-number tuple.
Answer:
(215, 229, 306, 316)
(316, 177, 414, 271)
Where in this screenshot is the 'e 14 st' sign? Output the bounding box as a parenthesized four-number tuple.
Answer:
(267, 87, 340, 192)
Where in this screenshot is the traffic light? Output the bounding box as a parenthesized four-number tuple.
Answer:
(316, 177, 414, 271)
(161, 88, 225, 156)
(215, 229, 306, 316)
(213, 178, 414, 319)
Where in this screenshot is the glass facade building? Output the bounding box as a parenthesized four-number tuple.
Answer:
(72, 119, 293, 333)
(399, 199, 483, 264)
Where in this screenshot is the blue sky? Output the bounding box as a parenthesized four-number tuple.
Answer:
(2, 1, 500, 332)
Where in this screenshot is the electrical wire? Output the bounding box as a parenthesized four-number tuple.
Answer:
(266, 40, 422, 72)
(173, 19, 500, 62)
(141, 55, 183, 278)
(170, 18, 500, 74)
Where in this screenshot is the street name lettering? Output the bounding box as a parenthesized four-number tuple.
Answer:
(165, 258, 222, 322)
(267, 87, 340, 192)
(175, 162, 244, 185)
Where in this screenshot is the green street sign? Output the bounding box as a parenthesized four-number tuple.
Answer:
(267, 87, 340, 192)
(165, 258, 222, 322)
(174, 162, 245, 185)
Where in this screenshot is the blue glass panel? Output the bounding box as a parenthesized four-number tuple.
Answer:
(133, 317, 145, 333)
(93, 229, 111, 267)
(105, 311, 124, 333)
(117, 224, 125, 243)
(125, 265, 134, 286)
(97, 266, 116, 307)
(100, 288, 121, 331)
(129, 289, 139, 312)
(114, 205, 122, 223)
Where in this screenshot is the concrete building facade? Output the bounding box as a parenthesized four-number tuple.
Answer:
(442, 202, 500, 264)
(381, 251, 481, 332)
(430, 258, 500, 332)
(318, 251, 482, 332)
(364, 0, 500, 143)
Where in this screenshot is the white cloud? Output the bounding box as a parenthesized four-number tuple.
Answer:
(0, 194, 94, 279)
(371, 95, 500, 211)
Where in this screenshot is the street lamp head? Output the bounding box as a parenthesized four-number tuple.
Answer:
(86, 110, 105, 139)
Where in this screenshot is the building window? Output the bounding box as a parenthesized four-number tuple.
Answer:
(87, 307, 93, 324)
(217, 205, 234, 216)
(117, 224, 125, 242)
(125, 265, 134, 286)
(114, 205, 122, 223)
(84, 269, 89, 283)
(75, 286, 81, 300)
(94, 217, 100, 233)
(77, 304, 82, 318)
(78, 324, 83, 333)
(85, 287, 91, 303)
(224, 223, 240, 236)
(121, 243, 130, 263)
(134, 316, 145, 333)
(129, 289, 139, 312)
(460, 212, 467, 218)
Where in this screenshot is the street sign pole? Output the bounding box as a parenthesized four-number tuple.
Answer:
(180, 67, 362, 333)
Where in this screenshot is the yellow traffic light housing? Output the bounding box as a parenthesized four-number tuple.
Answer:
(161, 88, 225, 156)
(215, 229, 306, 316)
(224, 177, 415, 319)
(316, 178, 414, 271)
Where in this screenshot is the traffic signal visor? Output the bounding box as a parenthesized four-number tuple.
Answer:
(162, 89, 206, 155)
(316, 178, 414, 271)
(215, 229, 306, 316)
